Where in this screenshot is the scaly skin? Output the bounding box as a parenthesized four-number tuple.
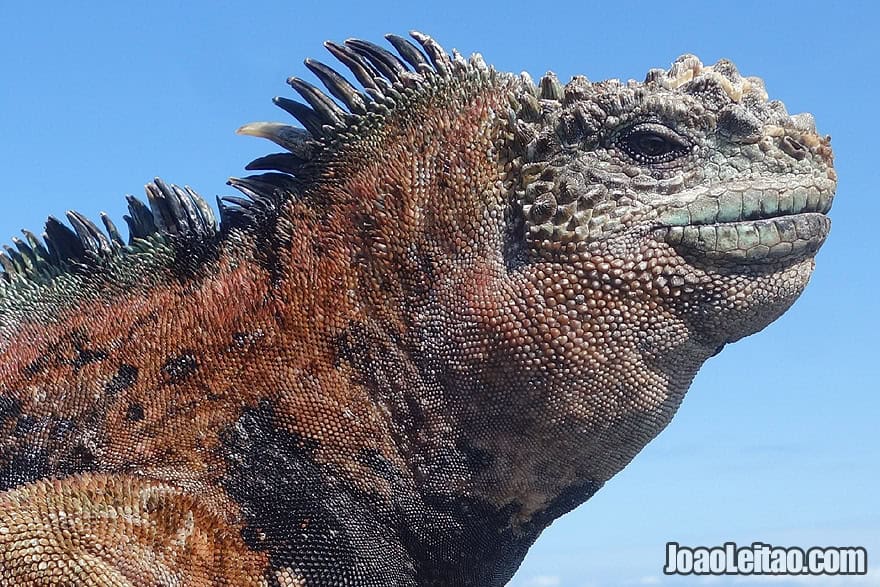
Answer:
(0, 34, 834, 586)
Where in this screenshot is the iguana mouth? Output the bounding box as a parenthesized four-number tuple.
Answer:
(656, 177, 834, 263)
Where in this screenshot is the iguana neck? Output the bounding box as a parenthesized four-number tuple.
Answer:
(210, 73, 557, 584)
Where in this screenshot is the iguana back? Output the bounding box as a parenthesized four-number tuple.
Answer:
(0, 33, 834, 586)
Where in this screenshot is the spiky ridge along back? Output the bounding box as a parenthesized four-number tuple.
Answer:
(0, 32, 479, 288)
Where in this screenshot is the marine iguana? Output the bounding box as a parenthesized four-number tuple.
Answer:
(0, 32, 835, 586)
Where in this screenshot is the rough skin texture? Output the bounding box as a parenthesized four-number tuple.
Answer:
(0, 33, 834, 586)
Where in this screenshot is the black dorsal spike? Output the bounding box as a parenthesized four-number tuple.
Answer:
(324, 41, 381, 93)
(99, 213, 125, 247)
(4, 244, 27, 271)
(384, 34, 430, 71)
(220, 195, 255, 209)
(227, 189, 267, 210)
(304, 59, 368, 114)
(242, 173, 299, 193)
(287, 77, 345, 126)
(344, 38, 409, 82)
(0, 252, 15, 274)
(170, 184, 200, 232)
(245, 153, 306, 175)
(44, 216, 86, 262)
(170, 184, 200, 233)
(228, 175, 296, 202)
(124, 195, 157, 240)
(184, 186, 217, 235)
(273, 97, 326, 137)
(66, 211, 111, 254)
(21, 229, 51, 263)
(12, 237, 38, 267)
(409, 31, 451, 76)
(144, 180, 177, 234)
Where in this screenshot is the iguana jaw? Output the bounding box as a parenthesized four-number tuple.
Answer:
(656, 175, 835, 264)
(660, 213, 830, 264)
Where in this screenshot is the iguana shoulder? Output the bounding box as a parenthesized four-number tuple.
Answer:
(0, 33, 834, 586)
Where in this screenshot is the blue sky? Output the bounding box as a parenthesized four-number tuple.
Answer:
(1, 1, 876, 586)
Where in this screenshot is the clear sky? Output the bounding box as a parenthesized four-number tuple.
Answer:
(1, 2, 876, 586)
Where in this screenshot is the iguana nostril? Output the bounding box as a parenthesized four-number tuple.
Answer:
(780, 135, 808, 160)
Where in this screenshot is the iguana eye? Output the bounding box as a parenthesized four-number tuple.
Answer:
(616, 123, 690, 164)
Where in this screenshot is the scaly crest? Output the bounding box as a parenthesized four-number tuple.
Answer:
(0, 32, 485, 288)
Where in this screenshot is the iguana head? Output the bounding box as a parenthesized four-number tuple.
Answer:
(512, 54, 835, 349)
